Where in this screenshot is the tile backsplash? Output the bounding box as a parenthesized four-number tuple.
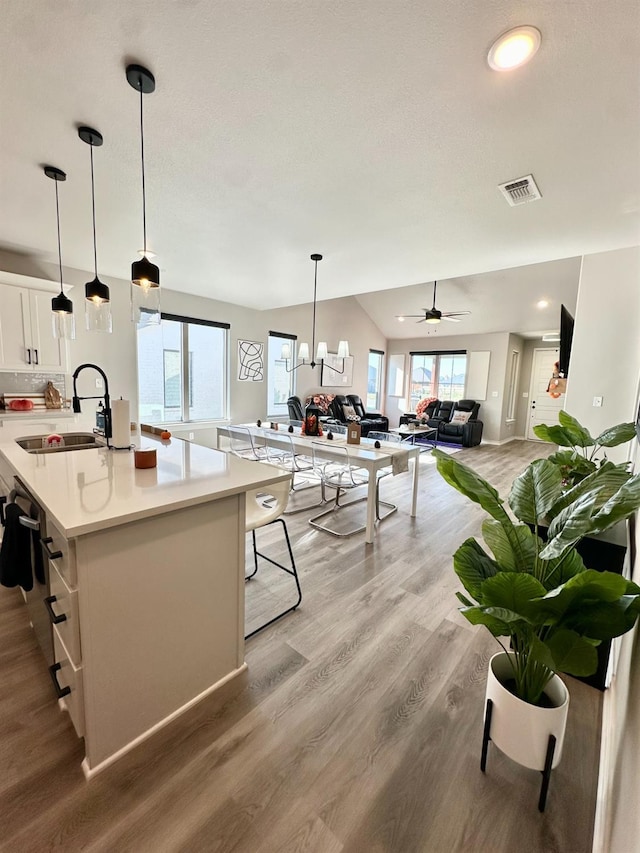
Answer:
(0, 372, 66, 399)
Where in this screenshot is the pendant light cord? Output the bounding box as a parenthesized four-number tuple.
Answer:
(89, 143, 98, 277)
(54, 177, 63, 292)
(311, 258, 318, 361)
(139, 85, 147, 254)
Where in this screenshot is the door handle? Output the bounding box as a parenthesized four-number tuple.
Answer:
(26, 347, 32, 364)
(34, 348, 39, 365)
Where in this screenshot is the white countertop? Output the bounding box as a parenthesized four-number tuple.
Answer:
(0, 420, 289, 538)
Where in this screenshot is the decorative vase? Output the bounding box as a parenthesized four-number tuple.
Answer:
(484, 652, 569, 771)
(303, 403, 323, 437)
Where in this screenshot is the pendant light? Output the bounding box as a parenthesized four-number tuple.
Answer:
(283, 254, 349, 373)
(45, 166, 75, 340)
(78, 126, 112, 333)
(126, 63, 160, 325)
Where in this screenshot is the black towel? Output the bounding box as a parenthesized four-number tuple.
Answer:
(0, 503, 33, 591)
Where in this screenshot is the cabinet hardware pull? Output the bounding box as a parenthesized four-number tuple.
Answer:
(49, 662, 71, 699)
(41, 537, 63, 559)
(27, 348, 32, 364)
(34, 348, 39, 365)
(44, 594, 67, 625)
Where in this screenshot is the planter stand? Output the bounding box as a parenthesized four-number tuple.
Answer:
(481, 698, 557, 812)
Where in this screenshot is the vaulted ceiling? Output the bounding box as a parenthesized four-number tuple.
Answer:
(1, 0, 638, 317)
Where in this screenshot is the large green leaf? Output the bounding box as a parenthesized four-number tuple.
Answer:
(562, 596, 640, 641)
(532, 423, 574, 446)
(595, 422, 637, 448)
(541, 493, 597, 559)
(589, 474, 640, 534)
(558, 411, 594, 447)
(482, 519, 537, 573)
(452, 538, 501, 599)
(508, 459, 563, 524)
(479, 573, 547, 621)
(459, 605, 518, 636)
(547, 461, 632, 520)
(544, 629, 599, 676)
(530, 570, 632, 622)
(434, 450, 525, 565)
(539, 546, 587, 589)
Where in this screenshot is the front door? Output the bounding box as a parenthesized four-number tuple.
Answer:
(527, 347, 563, 440)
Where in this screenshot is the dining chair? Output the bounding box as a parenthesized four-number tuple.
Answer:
(262, 432, 326, 513)
(308, 441, 397, 537)
(245, 477, 302, 639)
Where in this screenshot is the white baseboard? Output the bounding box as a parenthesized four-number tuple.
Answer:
(481, 435, 527, 446)
(592, 686, 616, 853)
(81, 662, 248, 780)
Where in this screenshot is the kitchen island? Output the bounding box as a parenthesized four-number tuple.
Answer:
(0, 421, 290, 777)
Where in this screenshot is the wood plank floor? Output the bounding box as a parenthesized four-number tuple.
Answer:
(0, 440, 601, 852)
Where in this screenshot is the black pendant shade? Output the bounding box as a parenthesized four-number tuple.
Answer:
(51, 291, 74, 314)
(131, 255, 160, 289)
(85, 276, 111, 302)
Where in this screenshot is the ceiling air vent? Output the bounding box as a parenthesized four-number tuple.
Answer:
(498, 174, 542, 206)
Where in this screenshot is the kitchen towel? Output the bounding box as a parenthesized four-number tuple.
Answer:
(112, 398, 131, 449)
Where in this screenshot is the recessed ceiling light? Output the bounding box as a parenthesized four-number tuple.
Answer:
(488, 26, 541, 71)
(397, 316, 405, 322)
(537, 299, 549, 309)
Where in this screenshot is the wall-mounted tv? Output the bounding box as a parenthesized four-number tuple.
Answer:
(559, 304, 575, 377)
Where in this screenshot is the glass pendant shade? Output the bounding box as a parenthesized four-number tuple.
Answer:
(298, 343, 310, 361)
(131, 256, 161, 325)
(337, 340, 350, 358)
(85, 277, 112, 332)
(51, 292, 75, 340)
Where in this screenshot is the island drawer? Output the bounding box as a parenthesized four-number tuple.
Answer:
(48, 562, 81, 666)
(52, 627, 84, 738)
(42, 516, 77, 587)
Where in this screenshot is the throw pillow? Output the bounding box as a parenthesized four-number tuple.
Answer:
(342, 404, 361, 422)
(451, 410, 472, 424)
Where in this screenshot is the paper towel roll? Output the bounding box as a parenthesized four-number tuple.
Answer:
(111, 398, 131, 449)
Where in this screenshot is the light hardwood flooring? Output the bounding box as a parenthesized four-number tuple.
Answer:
(0, 440, 601, 852)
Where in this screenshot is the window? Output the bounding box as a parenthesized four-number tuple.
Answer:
(137, 313, 229, 423)
(367, 349, 384, 410)
(506, 349, 520, 421)
(267, 331, 296, 417)
(409, 350, 467, 409)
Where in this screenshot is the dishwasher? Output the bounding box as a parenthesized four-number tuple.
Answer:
(7, 478, 54, 667)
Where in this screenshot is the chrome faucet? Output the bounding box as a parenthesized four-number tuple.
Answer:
(72, 363, 112, 448)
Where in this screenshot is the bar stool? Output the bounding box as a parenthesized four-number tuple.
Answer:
(245, 478, 302, 638)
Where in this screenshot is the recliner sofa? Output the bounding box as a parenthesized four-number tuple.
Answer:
(328, 394, 389, 436)
(401, 398, 483, 447)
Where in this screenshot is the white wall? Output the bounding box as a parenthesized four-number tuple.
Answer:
(565, 247, 640, 463)
(561, 247, 640, 853)
(384, 332, 511, 441)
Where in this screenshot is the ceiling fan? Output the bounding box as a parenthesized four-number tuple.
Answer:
(396, 281, 471, 324)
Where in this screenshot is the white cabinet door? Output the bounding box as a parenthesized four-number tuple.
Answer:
(28, 289, 67, 371)
(0, 283, 66, 371)
(0, 284, 31, 368)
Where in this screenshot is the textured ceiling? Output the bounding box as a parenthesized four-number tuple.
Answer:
(0, 0, 638, 312)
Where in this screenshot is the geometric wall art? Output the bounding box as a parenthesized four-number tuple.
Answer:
(237, 340, 265, 381)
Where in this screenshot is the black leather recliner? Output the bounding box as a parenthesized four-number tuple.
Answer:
(287, 395, 305, 421)
(436, 399, 483, 447)
(329, 394, 389, 436)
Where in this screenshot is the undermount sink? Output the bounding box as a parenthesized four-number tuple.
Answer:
(16, 432, 106, 454)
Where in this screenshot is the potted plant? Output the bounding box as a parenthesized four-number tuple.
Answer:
(433, 448, 640, 807)
(533, 410, 636, 488)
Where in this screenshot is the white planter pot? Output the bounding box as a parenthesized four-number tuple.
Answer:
(485, 652, 570, 771)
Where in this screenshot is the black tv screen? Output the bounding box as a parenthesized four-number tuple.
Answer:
(559, 304, 574, 377)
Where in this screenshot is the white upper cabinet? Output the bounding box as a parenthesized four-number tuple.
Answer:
(0, 283, 67, 372)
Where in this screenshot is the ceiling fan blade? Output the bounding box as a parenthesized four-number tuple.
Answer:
(441, 315, 461, 322)
(415, 317, 427, 324)
(444, 311, 471, 317)
(395, 314, 427, 319)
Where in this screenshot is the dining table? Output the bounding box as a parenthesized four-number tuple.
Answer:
(216, 424, 421, 544)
